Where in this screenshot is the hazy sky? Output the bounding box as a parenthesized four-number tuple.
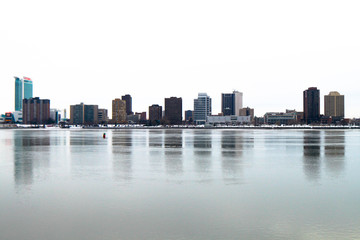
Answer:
(1, 0, 360, 118)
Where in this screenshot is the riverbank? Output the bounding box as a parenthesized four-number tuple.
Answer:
(1, 124, 360, 130)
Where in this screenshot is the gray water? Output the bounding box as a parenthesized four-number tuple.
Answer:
(0, 129, 360, 240)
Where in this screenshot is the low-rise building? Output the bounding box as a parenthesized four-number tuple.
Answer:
(264, 111, 298, 125)
(207, 115, 251, 125)
(239, 107, 254, 121)
(127, 114, 141, 123)
(12, 111, 23, 123)
(50, 109, 61, 124)
(185, 110, 193, 124)
(136, 112, 147, 122)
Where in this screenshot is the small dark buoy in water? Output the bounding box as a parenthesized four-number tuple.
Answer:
(103, 133, 106, 139)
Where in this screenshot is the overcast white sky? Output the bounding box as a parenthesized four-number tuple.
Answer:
(1, 0, 359, 118)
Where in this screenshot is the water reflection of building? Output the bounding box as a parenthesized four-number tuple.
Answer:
(221, 130, 243, 157)
(164, 130, 183, 149)
(112, 130, 133, 181)
(164, 130, 183, 175)
(193, 130, 212, 175)
(303, 131, 321, 181)
(13, 130, 51, 186)
(147, 130, 165, 172)
(324, 131, 345, 177)
(221, 130, 244, 183)
(148, 130, 163, 148)
(194, 130, 212, 154)
(69, 131, 98, 146)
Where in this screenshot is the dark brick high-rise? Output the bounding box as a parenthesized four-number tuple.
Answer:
(149, 104, 162, 124)
(165, 97, 182, 125)
(303, 87, 320, 124)
(121, 94, 133, 115)
(23, 97, 50, 124)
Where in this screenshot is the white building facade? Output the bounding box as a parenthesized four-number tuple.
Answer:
(233, 91, 243, 116)
(207, 115, 251, 125)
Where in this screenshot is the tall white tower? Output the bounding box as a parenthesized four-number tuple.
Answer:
(233, 90, 243, 116)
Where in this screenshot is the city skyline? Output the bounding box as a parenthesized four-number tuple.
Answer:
(0, 74, 352, 125)
(6, 77, 352, 121)
(1, 1, 360, 117)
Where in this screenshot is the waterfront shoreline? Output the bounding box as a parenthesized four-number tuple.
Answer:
(1, 125, 360, 130)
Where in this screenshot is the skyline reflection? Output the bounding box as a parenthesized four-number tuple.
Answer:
(303, 131, 321, 181)
(164, 130, 183, 175)
(13, 130, 51, 187)
(324, 131, 345, 177)
(193, 130, 212, 176)
(1, 129, 359, 240)
(221, 130, 244, 183)
(112, 131, 133, 181)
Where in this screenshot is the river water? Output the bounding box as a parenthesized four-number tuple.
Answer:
(0, 129, 360, 240)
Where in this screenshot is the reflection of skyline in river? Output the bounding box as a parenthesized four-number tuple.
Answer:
(13, 130, 51, 187)
(324, 131, 345, 178)
(164, 130, 183, 175)
(303, 130, 346, 181)
(9, 129, 348, 188)
(193, 130, 212, 177)
(303, 131, 321, 181)
(112, 130, 133, 181)
(221, 130, 245, 184)
(2, 128, 360, 240)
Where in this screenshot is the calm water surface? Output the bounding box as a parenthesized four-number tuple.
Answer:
(1, 129, 360, 240)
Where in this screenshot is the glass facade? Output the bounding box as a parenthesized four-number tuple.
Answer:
(221, 91, 243, 116)
(14, 77, 33, 111)
(222, 93, 234, 116)
(23, 80, 33, 100)
(193, 93, 211, 124)
(14, 77, 22, 111)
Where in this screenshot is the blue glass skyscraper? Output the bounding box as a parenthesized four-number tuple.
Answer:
(23, 79, 33, 99)
(14, 76, 33, 111)
(14, 77, 22, 111)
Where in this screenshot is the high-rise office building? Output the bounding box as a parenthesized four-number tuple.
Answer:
(233, 91, 243, 116)
(303, 87, 320, 124)
(324, 91, 344, 119)
(149, 104, 162, 124)
(221, 90, 243, 116)
(23, 97, 50, 124)
(70, 103, 99, 125)
(193, 93, 212, 125)
(165, 97, 182, 125)
(222, 93, 234, 116)
(83, 105, 98, 124)
(70, 103, 84, 125)
(121, 94, 133, 115)
(112, 98, 127, 123)
(15, 76, 33, 111)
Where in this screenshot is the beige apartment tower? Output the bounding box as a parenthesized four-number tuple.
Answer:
(112, 98, 127, 123)
(324, 91, 344, 118)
